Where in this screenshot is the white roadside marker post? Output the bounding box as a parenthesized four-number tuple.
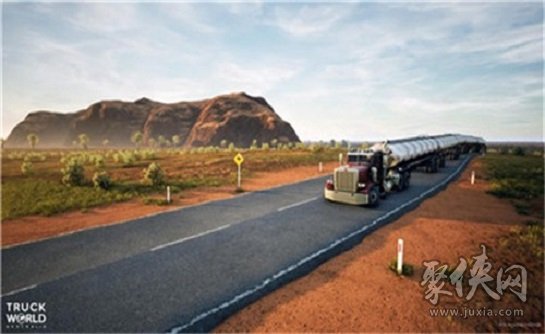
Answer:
(397, 238, 404, 275)
(471, 171, 475, 185)
(339, 153, 343, 166)
(167, 186, 171, 204)
(318, 162, 323, 173)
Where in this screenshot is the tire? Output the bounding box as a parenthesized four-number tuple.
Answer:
(367, 186, 379, 207)
(398, 172, 410, 191)
(431, 158, 439, 173)
(403, 172, 411, 189)
(398, 174, 406, 191)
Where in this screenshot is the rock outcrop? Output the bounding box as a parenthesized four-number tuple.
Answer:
(5, 92, 300, 148)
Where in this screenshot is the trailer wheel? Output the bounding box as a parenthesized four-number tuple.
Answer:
(367, 186, 379, 207)
(398, 172, 410, 191)
(403, 172, 411, 189)
(431, 157, 439, 173)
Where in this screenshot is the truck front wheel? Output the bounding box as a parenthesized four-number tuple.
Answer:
(367, 186, 380, 207)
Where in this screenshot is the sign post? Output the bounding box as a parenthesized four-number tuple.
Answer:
(471, 171, 475, 185)
(233, 153, 244, 190)
(339, 153, 343, 166)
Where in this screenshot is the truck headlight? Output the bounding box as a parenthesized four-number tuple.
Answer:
(357, 183, 366, 188)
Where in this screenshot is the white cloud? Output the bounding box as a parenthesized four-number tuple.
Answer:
(215, 61, 301, 95)
(269, 4, 352, 37)
(499, 40, 543, 64)
(158, 3, 219, 35)
(67, 3, 140, 33)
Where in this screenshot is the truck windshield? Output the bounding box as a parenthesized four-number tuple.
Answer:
(348, 154, 370, 163)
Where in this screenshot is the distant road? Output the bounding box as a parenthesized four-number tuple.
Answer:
(1, 155, 472, 333)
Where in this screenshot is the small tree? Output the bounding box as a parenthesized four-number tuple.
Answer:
(157, 135, 166, 148)
(262, 142, 270, 150)
(270, 138, 278, 149)
(220, 139, 228, 149)
(27, 133, 39, 149)
(142, 162, 165, 186)
(172, 135, 181, 147)
(131, 131, 143, 148)
(148, 138, 157, 148)
(250, 139, 258, 150)
(228, 142, 235, 152)
(61, 158, 85, 186)
(102, 139, 110, 147)
(78, 134, 90, 150)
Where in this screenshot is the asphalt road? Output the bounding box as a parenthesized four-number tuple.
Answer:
(2, 155, 472, 333)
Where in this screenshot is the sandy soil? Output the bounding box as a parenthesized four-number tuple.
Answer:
(1, 162, 339, 247)
(215, 159, 544, 333)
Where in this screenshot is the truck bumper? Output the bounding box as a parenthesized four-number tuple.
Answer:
(324, 188, 369, 205)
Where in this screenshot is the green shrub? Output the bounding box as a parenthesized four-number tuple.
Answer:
(23, 152, 46, 162)
(21, 161, 33, 176)
(112, 151, 137, 166)
(140, 149, 157, 160)
(142, 162, 165, 186)
(513, 146, 526, 156)
(121, 151, 136, 167)
(1, 179, 134, 219)
(61, 158, 86, 186)
(93, 155, 105, 169)
(142, 197, 170, 206)
(388, 259, 414, 276)
(93, 171, 111, 190)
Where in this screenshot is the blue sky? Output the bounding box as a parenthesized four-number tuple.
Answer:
(2, 2, 543, 142)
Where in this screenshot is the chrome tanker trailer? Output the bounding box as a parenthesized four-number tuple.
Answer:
(324, 134, 485, 207)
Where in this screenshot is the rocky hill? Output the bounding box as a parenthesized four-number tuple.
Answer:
(5, 92, 300, 148)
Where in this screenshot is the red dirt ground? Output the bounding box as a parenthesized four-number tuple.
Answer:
(1, 162, 338, 247)
(215, 159, 544, 333)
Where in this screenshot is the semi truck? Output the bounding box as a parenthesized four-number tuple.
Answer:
(324, 134, 485, 207)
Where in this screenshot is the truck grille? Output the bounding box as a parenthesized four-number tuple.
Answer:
(334, 168, 358, 193)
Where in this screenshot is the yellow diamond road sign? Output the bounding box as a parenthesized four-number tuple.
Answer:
(233, 153, 244, 166)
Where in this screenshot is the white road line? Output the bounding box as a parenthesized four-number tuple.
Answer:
(2, 284, 38, 297)
(170, 156, 472, 333)
(277, 196, 319, 212)
(150, 225, 231, 252)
